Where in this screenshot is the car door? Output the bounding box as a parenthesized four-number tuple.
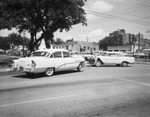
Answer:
(103, 53, 119, 64)
(51, 51, 65, 71)
(63, 51, 78, 70)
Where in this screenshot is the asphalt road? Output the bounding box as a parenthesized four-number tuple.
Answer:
(0, 64, 150, 117)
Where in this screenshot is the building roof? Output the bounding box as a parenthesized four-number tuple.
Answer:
(77, 41, 98, 46)
(36, 48, 68, 53)
(54, 41, 99, 47)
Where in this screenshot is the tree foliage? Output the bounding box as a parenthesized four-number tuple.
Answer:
(54, 38, 64, 44)
(66, 38, 74, 43)
(0, 37, 10, 50)
(99, 35, 123, 51)
(0, 0, 87, 52)
(0, 33, 29, 50)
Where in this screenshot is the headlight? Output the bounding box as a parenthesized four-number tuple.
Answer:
(31, 60, 36, 68)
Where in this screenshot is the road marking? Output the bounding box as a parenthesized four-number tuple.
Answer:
(0, 94, 83, 108)
(113, 77, 150, 87)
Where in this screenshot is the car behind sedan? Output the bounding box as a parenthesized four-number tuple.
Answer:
(86, 52, 135, 67)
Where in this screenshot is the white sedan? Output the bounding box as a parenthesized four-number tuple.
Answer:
(86, 52, 135, 67)
(11, 49, 85, 76)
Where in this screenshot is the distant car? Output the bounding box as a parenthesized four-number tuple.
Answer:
(11, 49, 85, 76)
(86, 52, 135, 67)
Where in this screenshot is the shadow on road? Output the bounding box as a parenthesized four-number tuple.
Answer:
(88, 64, 133, 67)
(12, 70, 78, 79)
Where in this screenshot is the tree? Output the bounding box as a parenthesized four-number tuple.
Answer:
(0, 0, 87, 52)
(99, 35, 123, 51)
(54, 38, 64, 45)
(8, 33, 23, 50)
(0, 37, 10, 50)
(0, 33, 30, 50)
(66, 38, 74, 43)
(99, 37, 110, 51)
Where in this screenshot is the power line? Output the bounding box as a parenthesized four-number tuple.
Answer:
(125, 0, 150, 7)
(86, 12, 150, 29)
(85, 9, 150, 26)
(111, 0, 150, 16)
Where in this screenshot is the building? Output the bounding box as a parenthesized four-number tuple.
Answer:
(107, 45, 141, 52)
(122, 33, 135, 45)
(107, 38, 150, 53)
(54, 41, 99, 53)
(109, 29, 138, 45)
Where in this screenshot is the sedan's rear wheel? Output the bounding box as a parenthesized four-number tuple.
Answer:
(95, 60, 101, 67)
(77, 63, 84, 72)
(45, 67, 54, 76)
(121, 62, 128, 67)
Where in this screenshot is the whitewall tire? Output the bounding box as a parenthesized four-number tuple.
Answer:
(45, 68, 54, 76)
(95, 60, 101, 67)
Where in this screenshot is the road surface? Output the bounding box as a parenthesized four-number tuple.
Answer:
(0, 64, 150, 117)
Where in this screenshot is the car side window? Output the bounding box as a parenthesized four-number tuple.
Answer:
(50, 54, 54, 58)
(63, 52, 71, 58)
(116, 53, 123, 57)
(109, 53, 116, 57)
(102, 53, 107, 56)
(54, 52, 62, 58)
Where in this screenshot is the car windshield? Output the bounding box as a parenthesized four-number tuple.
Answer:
(30, 51, 50, 57)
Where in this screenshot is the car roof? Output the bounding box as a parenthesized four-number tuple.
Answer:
(102, 51, 125, 55)
(35, 49, 69, 53)
(105, 51, 123, 54)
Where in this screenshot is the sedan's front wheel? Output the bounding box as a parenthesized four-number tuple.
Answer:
(121, 62, 128, 67)
(45, 67, 54, 76)
(95, 60, 102, 67)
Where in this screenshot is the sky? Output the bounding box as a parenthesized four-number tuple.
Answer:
(0, 0, 150, 43)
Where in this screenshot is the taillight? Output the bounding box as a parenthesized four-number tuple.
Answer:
(31, 60, 36, 68)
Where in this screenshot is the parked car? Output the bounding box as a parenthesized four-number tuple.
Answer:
(86, 52, 135, 67)
(70, 51, 83, 58)
(11, 49, 85, 76)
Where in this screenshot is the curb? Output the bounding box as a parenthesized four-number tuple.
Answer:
(135, 62, 150, 65)
(0, 68, 11, 72)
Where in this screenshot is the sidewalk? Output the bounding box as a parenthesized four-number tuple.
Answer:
(135, 61, 150, 65)
(0, 68, 11, 72)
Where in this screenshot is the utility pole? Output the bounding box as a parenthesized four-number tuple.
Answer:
(145, 29, 150, 60)
(138, 32, 140, 52)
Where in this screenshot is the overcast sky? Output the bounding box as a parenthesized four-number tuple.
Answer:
(0, 0, 150, 42)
